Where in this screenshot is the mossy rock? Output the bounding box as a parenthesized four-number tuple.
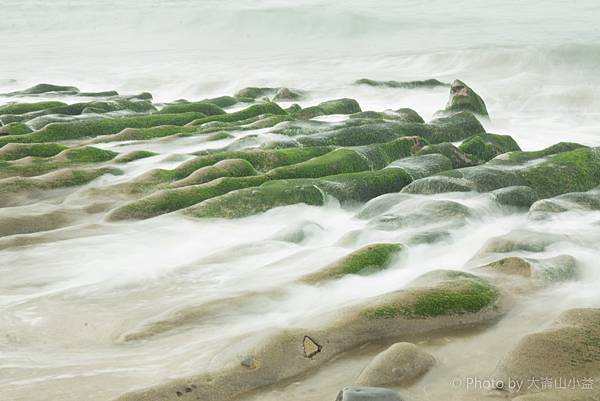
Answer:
(441, 80, 488, 117)
(158, 101, 225, 116)
(292, 106, 326, 120)
(0, 143, 68, 161)
(200, 96, 238, 108)
(108, 176, 268, 221)
(528, 188, 600, 219)
(8, 83, 79, 95)
(234, 87, 277, 99)
(267, 137, 423, 180)
(301, 243, 405, 283)
(94, 125, 201, 142)
(363, 271, 498, 318)
(317, 98, 361, 115)
(426, 111, 486, 143)
(115, 150, 158, 163)
(354, 78, 449, 89)
(272, 87, 303, 101)
(0, 101, 67, 115)
(402, 175, 473, 194)
(0, 112, 205, 145)
(187, 102, 287, 126)
(55, 146, 118, 163)
(479, 255, 577, 283)
(183, 180, 324, 219)
(170, 159, 258, 187)
(494, 142, 586, 165)
(492, 186, 539, 208)
(386, 154, 453, 180)
(0, 122, 33, 135)
(77, 90, 119, 97)
(459, 133, 521, 162)
(416, 142, 476, 169)
(369, 199, 471, 231)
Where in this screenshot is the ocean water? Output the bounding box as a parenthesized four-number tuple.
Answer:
(1, 1, 600, 401)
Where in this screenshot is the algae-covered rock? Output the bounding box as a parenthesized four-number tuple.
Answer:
(416, 142, 476, 169)
(459, 133, 521, 162)
(402, 175, 473, 194)
(272, 87, 303, 101)
(494, 142, 586, 165)
(440, 79, 488, 117)
(108, 176, 268, 221)
(8, 83, 79, 95)
(354, 78, 449, 89)
(386, 154, 453, 180)
(528, 188, 600, 219)
(479, 255, 577, 283)
(317, 98, 362, 115)
(301, 243, 405, 283)
(369, 199, 471, 231)
(115, 150, 158, 163)
(495, 308, 600, 394)
(234, 87, 277, 99)
(55, 146, 118, 163)
(187, 102, 287, 126)
(0, 101, 67, 115)
(356, 342, 435, 386)
(0, 143, 67, 161)
(0, 112, 204, 145)
(158, 101, 225, 116)
(492, 186, 539, 208)
(267, 137, 424, 180)
(170, 159, 258, 187)
(0, 122, 33, 135)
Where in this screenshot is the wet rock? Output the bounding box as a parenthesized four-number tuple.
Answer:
(416, 142, 476, 169)
(270, 221, 324, 243)
(356, 342, 434, 386)
(187, 102, 287, 127)
(300, 243, 405, 283)
(0, 100, 66, 115)
(356, 193, 412, 219)
(439, 79, 488, 117)
(479, 255, 577, 283)
(158, 101, 225, 115)
(369, 199, 471, 231)
(272, 87, 303, 101)
(335, 386, 403, 401)
(528, 188, 600, 219)
(317, 98, 362, 115)
(459, 133, 521, 162)
(234, 87, 277, 99)
(7, 83, 79, 96)
(495, 308, 600, 395)
(492, 186, 539, 208)
(0, 122, 33, 136)
(354, 78, 449, 89)
(170, 159, 258, 187)
(473, 229, 565, 259)
(402, 175, 473, 194)
(386, 154, 453, 180)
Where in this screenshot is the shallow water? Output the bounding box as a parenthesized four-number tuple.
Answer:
(2, 1, 600, 401)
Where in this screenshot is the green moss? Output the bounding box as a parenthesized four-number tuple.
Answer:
(0, 167, 122, 194)
(60, 146, 118, 163)
(426, 112, 486, 143)
(364, 277, 498, 319)
(416, 142, 476, 168)
(96, 125, 201, 142)
(201, 96, 238, 108)
(0, 143, 68, 161)
(0, 112, 204, 145)
(267, 148, 370, 179)
(317, 98, 361, 115)
(77, 90, 119, 97)
(115, 150, 158, 163)
(187, 102, 287, 126)
(293, 106, 326, 120)
(110, 176, 268, 220)
(158, 102, 225, 115)
(183, 179, 324, 219)
(519, 147, 600, 198)
(0, 101, 67, 115)
(443, 80, 488, 116)
(302, 243, 405, 283)
(0, 122, 33, 135)
(504, 142, 586, 164)
(459, 133, 521, 162)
